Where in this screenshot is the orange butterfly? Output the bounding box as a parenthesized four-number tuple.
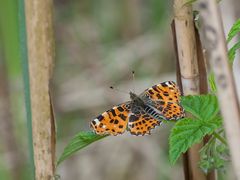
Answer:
(90, 81, 184, 136)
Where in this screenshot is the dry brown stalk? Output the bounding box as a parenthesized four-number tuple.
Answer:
(25, 0, 56, 179)
(195, 26, 216, 180)
(172, 0, 209, 179)
(197, 0, 240, 179)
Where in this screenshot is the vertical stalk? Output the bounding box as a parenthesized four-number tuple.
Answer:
(197, 0, 240, 179)
(172, 0, 209, 179)
(24, 0, 56, 179)
(195, 27, 216, 180)
(231, 0, 240, 106)
(18, 0, 35, 178)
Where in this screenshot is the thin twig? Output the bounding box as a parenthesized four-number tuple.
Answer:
(212, 132, 228, 146)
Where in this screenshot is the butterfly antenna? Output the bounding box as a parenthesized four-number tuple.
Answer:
(109, 86, 128, 94)
(132, 70, 136, 93)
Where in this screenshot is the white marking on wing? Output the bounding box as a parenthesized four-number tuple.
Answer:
(94, 118, 100, 125)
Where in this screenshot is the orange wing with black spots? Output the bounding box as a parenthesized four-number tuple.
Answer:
(142, 81, 185, 120)
(144, 81, 181, 102)
(128, 112, 161, 136)
(90, 103, 131, 136)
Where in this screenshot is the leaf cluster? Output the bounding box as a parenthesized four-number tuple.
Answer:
(227, 19, 240, 64)
(168, 17, 240, 172)
(169, 95, 222, 165)
(199, 130, 229, 173)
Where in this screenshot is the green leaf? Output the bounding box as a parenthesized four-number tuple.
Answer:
(208, 72, 217, 92)
(228, 40, 240, 65)
(227, 19, 240, 43)
(18, 0, 35, 178)
(182, 0, 198, 7)
(57, 131, 107, 165)
(183, 0, 221, 7)
(181, 95, 219, 120)
(169, 117, 222, 165)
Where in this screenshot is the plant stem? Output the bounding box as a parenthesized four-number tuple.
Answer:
(18, 0, 35, 178)
(212, 131, 228, 146)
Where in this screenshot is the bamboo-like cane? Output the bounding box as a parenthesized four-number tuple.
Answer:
(25, 0, 56, 179)
(197, 1, 240, 179)
(173, 0, 208, 179)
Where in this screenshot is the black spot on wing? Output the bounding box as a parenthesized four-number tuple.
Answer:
(143, 114, 148, 118)
(163, 92, 169, 96)
(152, 85, 160, 92)
(161, 82, 168, 87)
(119, 114, 127, 121)
(125, 104, 131, 109)
(97, 115, 104, 121)
(156, 94, 163, 99)
(169, 81, 175, 85)
(109, 109, 117, 117)
(129, 114, 138, 122)
(117, 106, 125, 112)
(148, 90, 154, 94)
(110, 119, 114, 123)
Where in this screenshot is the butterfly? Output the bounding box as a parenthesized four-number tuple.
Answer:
(90, 81, 185, 136)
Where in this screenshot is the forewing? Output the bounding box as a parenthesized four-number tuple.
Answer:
(141, 81, 185, 120)
(128, 107, 161, 136)
(90, 102, 131, 136)
(142, 81, 181, 102)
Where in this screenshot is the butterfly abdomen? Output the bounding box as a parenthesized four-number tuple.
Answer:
(144, 105, 164, 121)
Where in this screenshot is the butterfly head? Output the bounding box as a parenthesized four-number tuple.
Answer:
(129, 91, 138, 100)
(130, 91, 145, 107)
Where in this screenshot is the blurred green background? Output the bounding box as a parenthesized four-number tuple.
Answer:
(0, 0, 186, 179)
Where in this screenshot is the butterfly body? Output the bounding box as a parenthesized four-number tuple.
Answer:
(90, 81, 185, 136)
(129, 91, 144, 106)
(129, 91, 164, 121)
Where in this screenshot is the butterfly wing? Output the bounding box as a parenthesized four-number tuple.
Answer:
(90, 102, 131, 136)
(90, 81, 184, 136)
(128, 106, 161, 136)
(141, 81, 185, 120)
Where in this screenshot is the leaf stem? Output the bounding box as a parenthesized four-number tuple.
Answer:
(212, 131, 228, 146)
